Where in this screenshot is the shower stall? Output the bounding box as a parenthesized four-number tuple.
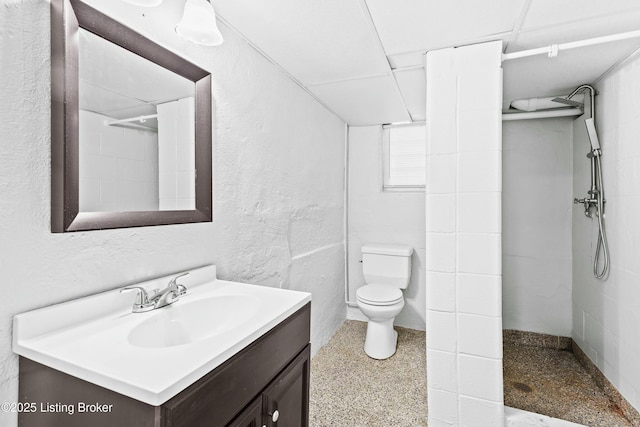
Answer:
(509, 84, 610, 280)
(501, 83, 636, 425)
(426, 37, 640, 426)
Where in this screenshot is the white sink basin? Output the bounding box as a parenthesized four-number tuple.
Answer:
(12, 265, 311, 406)
(128, 295, 261, 348)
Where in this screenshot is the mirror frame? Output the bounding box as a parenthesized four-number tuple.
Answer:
(51, 0, 212, 232)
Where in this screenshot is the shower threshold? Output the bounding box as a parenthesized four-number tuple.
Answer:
(505, 406, 587, 426)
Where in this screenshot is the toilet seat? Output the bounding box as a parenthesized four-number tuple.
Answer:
(356, 284, 403, 306)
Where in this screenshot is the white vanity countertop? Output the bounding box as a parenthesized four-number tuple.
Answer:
(13, 265, 311, 406)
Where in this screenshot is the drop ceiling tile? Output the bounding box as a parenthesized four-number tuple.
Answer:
(211, 0, 390, 85)
(365, 0, 525, 55)
(388, 51, 424, 69)
(394, 68, 426, 121)
(79, 29, 194, 105)
(79, 83, 149, 118)
(308, 75, 411, 125)
(521, 0, 640, 31)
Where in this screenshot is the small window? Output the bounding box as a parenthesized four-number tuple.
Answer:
(383, 125, 426, 190)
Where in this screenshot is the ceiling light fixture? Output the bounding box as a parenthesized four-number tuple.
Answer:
(121, 0, 223, 46)
(175, 0, 224, 46)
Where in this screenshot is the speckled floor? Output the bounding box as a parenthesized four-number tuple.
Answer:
(503, 343, 633, 427)
(309, 320, 427, 427)
(310, 321, 633, 427)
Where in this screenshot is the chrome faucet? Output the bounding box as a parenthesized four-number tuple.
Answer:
(121, 272, 189, 313)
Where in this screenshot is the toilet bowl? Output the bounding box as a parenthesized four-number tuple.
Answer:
(356, 244, 413, 360)
(356, 284, 405, 359)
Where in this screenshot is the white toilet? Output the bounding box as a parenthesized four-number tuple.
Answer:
(356, 244, 413, 359)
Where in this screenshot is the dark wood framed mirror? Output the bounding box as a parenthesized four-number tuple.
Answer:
(51, 0, 212, 232)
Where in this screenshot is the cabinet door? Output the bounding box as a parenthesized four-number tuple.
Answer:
(262, 346, 310, 427)
(227, 397, 263, 427)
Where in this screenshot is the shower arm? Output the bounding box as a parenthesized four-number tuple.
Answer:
(566, 84, 595, 122)
(566, 85, 601, 208)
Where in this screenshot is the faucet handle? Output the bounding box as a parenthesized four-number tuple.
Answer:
(120, 286, 155, 312)
(168, 272, 189, 284)
(168, 272, 190, 294)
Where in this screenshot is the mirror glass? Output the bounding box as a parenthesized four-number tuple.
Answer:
(51, 0, 212, 232)
(78, 29, 196, 212)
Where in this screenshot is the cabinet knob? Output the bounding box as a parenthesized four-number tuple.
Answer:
(269, 409, 279, 422)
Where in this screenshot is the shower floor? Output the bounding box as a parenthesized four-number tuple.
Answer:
(310, 320, 634, 426)
(503, 342, 633, 426)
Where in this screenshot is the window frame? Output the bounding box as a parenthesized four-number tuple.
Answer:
(382, 123, 426, 192)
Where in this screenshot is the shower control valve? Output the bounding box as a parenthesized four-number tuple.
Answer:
(574, 197, 597, 218)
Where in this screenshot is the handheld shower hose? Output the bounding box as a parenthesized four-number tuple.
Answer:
(559, 85, 610, 279)
(592, 150, 610, 279)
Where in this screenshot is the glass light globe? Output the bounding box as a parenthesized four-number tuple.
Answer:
(175, 0, 223, 46)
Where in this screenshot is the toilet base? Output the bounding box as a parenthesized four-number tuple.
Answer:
(364, 318, 398, 360)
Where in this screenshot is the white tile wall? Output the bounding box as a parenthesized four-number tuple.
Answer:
(457, 151, 501, 193)
(458, 354, 504, 401)
(425, 41, 504, 426)
(572, 52, 640, 411)
(426, 271, 456, 312)
(457, 192, 501, 234)
(457, 274, 502, 317)
(427, 349, 458, 392)
(458, 314, 503, 359)
(458, 109, 502, 153)
(429, 389, 459, 424)
(426, 194, 456, 233)
(157, 97, 196, 211)
(460, 396, 504, 427)
(426, 154, 457, 194)
(426, 233, 456, 272)
(457, 234, 501, 275)
(79, 110, 159, 212)
(427, 310, 457, 352)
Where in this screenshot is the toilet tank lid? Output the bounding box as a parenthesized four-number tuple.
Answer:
(361, 244, 413, 257)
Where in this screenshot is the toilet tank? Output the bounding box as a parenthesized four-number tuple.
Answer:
(361, 244, 413, 289)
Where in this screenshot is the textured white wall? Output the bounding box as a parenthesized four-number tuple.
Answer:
(502, 118, 573, 336)
(572, 54, 640, 412)
(0, 1, 346, 424)
(346, 125, 426, 330)
(425, 41, 504, 427)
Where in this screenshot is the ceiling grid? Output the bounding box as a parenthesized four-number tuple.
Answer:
(211, 0, 640, 125)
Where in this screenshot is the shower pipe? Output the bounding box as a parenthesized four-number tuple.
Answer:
(107, 113, 158, 126)
(502, 108, 582, 121)
(502, 29, 640, 62)
(558, 85, 610, 279)
(344, 124, 358, 308)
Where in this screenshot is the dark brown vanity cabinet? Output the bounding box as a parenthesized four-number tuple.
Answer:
(228, 347, 310, 427)
(227, 397, 263, 427)
(19, 303, 310, 427)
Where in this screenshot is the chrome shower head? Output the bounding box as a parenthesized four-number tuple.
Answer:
(557, 84, 597, 120)
(585, 118, 601, 151)
(551, 97, 584, 109)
